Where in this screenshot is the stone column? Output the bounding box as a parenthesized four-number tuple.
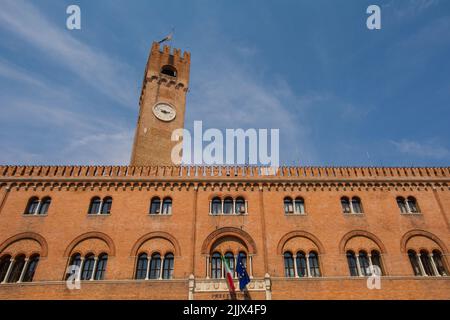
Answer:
(293, 254, 298, 278)
(159, 257, 164, 280)
(416, 253, 426, 276)
(77, 257, 85, 281)
(145, 255, 151, 280)
(429, 253, 440, 276)
(355, 254, 362, 277)
(18, 258, 29, 283)
(306, 254, 311, 277)
(2, 258, 15, 283)
(90, 257, 98, 281)
(368, 253, 374, 275)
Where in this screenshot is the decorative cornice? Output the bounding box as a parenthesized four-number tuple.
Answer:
(0, 167, 449, 192)
(0, 166, 449, 192)
(1, 165, 449, 180)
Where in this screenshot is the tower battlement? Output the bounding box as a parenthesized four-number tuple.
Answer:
(150, 42, 191, 62)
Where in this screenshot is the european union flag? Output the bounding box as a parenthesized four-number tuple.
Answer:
(236, 254, 250, 291)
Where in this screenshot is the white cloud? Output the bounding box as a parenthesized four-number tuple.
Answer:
(0, 1, 138, 165)
(0, 61, 134, 165)
(0, 0, 137, 108)
(385, 0, 440, 18)
(390, 139, 450, 159)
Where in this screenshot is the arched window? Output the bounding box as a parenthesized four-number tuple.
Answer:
(211, 197, 222, 215)
(88, 197, 101, 214)
(149, 253, 161, 279)
(22, 254, 40, 282)
(284, 197, 294, 214)
(371, 250, 384, 275)
(161, 65, 177, 77)
(162, 197, 172, 214)
(38, 197, 51, 215)
(397, 197, 408, 213)
(7, 255, 26, 283)
(358, 251, 370, 276)
(211, 252, 222, 279)
(101, 197, 112, 214)
(309, 251, 321, 277)
(66, 253, 82, 280)
(432, 250, 447, 276)
(238, 251, 247, 269)
(235, 197, 246, 214)
(94, 253, 108, 280)
(284, 252, 295, 277)
(407, 197, 419, 213)
(135, 253, 148, 280)
(81, 254, 95, 280)
(162, 253, 174, 279)
(0, 255, 12, 283)
(224, 252, 235, 275)
(346, 251, 358, 276)
(419, 250, 434, 276)
(341, 197, 351, 214)
(25, 197, 40, 215)
(150, 197, 161, 214)
(294, 197, 305, 214)
(223, 197, 233, 214)
(408, 250, 421, 276)
(351, 197, 363, 213)
(296, 251, 307, 277)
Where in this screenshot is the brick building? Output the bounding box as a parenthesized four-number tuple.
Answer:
(0, 43, 449, 300)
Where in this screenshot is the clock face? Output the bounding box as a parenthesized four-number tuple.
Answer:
(152, 103, 176, 122)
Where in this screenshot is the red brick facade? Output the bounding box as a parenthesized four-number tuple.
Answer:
(0, 165, 449, 299)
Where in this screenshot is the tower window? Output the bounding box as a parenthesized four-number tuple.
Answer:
(161, 65, 177, 77)
(88, 196, 112, 215)
(397, 196, 420, 214)
(346, 251, 359, 276)
(283, 252, 295, 277)
(24, 196, 51, 215)
(162, 253, 174, 279)
(284, 197, 294, 214)
(135, 253, 148, 280)
(341, 197, 351, 214)
(149, 253, 162, 279)
(341, 196, 363, 214)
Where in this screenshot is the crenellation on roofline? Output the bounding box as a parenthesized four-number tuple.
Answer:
(0, 165, 449, 181)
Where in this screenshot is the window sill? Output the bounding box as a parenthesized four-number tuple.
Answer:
(148, 213, 172, 216)
(208, 213, 249, 216)
(400, 212, 422, 216)
(343, 213, 365, 216)
(22, 214, 48, 217)
(284, 212, 307, 216)
(87, 213, 111, 217)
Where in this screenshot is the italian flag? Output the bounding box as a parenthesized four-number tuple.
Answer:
(222, 256, 236, 294)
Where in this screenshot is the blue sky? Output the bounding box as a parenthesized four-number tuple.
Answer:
(0, 0, 449, 166)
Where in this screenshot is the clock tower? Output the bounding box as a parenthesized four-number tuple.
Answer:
(130, 42, 190, 166)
